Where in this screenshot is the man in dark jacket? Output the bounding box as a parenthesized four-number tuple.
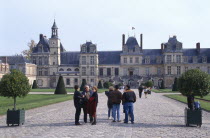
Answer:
(122, 85, 136, 124)
(110, 85, 122, 122)
(82, 85, 93, 123)
(73, 85, 84, 125)
(105, 86, 114, 119)
(138, 85, 143, 98)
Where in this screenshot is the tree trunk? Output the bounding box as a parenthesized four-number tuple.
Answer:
(14, 97, 16, 110)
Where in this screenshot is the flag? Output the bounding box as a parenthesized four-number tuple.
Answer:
(132, 27, 135, 30)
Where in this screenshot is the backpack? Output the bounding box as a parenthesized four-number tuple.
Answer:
(194, 101, 201, 109)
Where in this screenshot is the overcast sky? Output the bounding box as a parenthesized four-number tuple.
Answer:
(1, 0, 210, 55)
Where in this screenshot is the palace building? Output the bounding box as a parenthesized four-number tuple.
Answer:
(3, 21, 210, 88)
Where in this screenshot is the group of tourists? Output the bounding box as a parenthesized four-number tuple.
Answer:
(73, 84, 137, 125)
(73, 85, 98, 125)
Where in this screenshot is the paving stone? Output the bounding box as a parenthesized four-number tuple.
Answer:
(0, 89, 210, 138)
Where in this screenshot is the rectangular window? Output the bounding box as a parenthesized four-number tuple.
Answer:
(124, 57, 127, 64)
(130, 57, 133, 63)
(39, 57, 42, 65)
(91, 79, 94, 82)
(193, 56, 197, 63)
(166, 55, 172, 63)
(176, 55, 181, 63)
(185, 67, 188, 72)
(107, 68, 111, 76)
(90, 56, 94, 65)
(33, 58, 36, 64)
(44, 57, 48, 65)
(208, 67, 210, 74)
(90, 67, 94, 75)
(157, 67, 161, 74)
(135, 57, 139, 64)
(82, 67, 86, 75)
(66, 78, 70, 85)
(167, 66, 171, 75)
(156, 57, 161, 64)
(115, 68, 119, 76)
(183, 56, 188, 63)
(81, 56, 86, 65)
(202, 56, 207, 63)
(44, 70, 48, 76)
(177, 66, 181, 75)
(145, 56, 150, 64)
(145, 67, 149, 75)
(99, 68, 103, 76)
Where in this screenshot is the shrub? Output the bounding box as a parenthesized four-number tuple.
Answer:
(97, 80, 103, 89)
(32, 80, 38, 89)
(80, 79, 87, 91)
(172, 77, 178, 91)
(160, 80, 165, 89)
(103, 81, 113, 89)
(54, 76, 67, 94)
(0, 69, 31, 110)
(144, 81, 153, 88)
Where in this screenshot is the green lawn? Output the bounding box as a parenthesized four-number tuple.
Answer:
(165, 94, 210, 111)
(152, 89, 179, 93)
(30, 88, 108, 93)
(195, 94, 210, 101)
(0, 94, 73, 115)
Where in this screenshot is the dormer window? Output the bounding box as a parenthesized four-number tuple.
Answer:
(202, 56, 207, 63)
(193, 56, 197, 63)
(183, 56, 188, 63)
(156, 56, 162, 64)
(82, 46, 86, 52)
(145, 56, 150, 64)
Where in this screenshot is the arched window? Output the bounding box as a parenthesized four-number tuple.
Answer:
(59, 68, 64, 71)
(67, 68, 71, 71)
(75, 68, 79, 72)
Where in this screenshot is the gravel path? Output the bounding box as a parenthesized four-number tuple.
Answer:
(0, 89, 210, 138)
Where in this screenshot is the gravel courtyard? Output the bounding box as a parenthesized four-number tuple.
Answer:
(0, 89, 210, 138)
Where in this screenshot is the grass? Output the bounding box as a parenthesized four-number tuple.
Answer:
(165, 94, 210, 111)
(195, 94, 210, 101)
(30, 88, 108, 93)
(152, 89, 179, 93)
(0, 94, 73, 115)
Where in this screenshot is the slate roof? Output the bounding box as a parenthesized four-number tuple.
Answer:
(125, 37, 139, 49)
(0, 55, 31, 65)
(52, 20, 58, 29)
(143, 49, 162, 64)
(32, 35, 65, 53)
(61, 52, 80, 65)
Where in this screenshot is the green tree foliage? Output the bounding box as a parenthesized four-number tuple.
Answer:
(54, 76, 67, 94)
(32, 80, 38, 89)
(144, 81, 153, 88)
(178, 69, 210, 97)
(0, 69, 30, 110)
(172, 77, 178, 91)
(97, 80, 103, 89)
(160, 80, 165, 89)
(103, 81, 113, 89)
(80, 79, 87, 91)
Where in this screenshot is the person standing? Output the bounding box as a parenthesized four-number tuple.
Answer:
(138, 85, 143, 98)
(73, 85, 84, 125)
(82, 85, 93, 123)
(122, 85, 136, 124)
(87, 86, 98, 125)
(105, 86, 114, 119)
(110, 85, 122, 122)
(143, 87, 148, 98)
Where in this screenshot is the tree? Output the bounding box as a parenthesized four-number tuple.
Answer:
(21, 40, 36, 60)
(172, 77, 178, 91)
(32, 80, 38, 89)
(144, 81, 153, 88)
(160, 80, 165, 89)
(0, 69, 30, 110)
(97, 80, 103, 89)
(80, 79, 87, 92)
(103, 81, 113, 89)
(54, 76, 67, 94)
(178, 69, 210, 97)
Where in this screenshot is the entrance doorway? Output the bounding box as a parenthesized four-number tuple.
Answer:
(129, 71, 133, 76)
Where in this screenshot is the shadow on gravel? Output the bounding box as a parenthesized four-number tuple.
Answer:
(27, 122, 75, 127)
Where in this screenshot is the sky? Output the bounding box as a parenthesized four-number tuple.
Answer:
(1, 0, 210, 55)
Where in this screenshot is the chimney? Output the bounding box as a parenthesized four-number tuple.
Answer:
(122, 34, 125, 47)
(196, 42, 200, 53)
(161, 43, 164, 52)
(140, 34, 143, 48)
(39, 34, 43, 40)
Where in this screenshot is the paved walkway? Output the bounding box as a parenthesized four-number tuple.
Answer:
(0, 90, 210, 138)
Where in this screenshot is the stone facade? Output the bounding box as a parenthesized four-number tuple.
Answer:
(30, 21, 210, 88)
(0, 59, 9, 80)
